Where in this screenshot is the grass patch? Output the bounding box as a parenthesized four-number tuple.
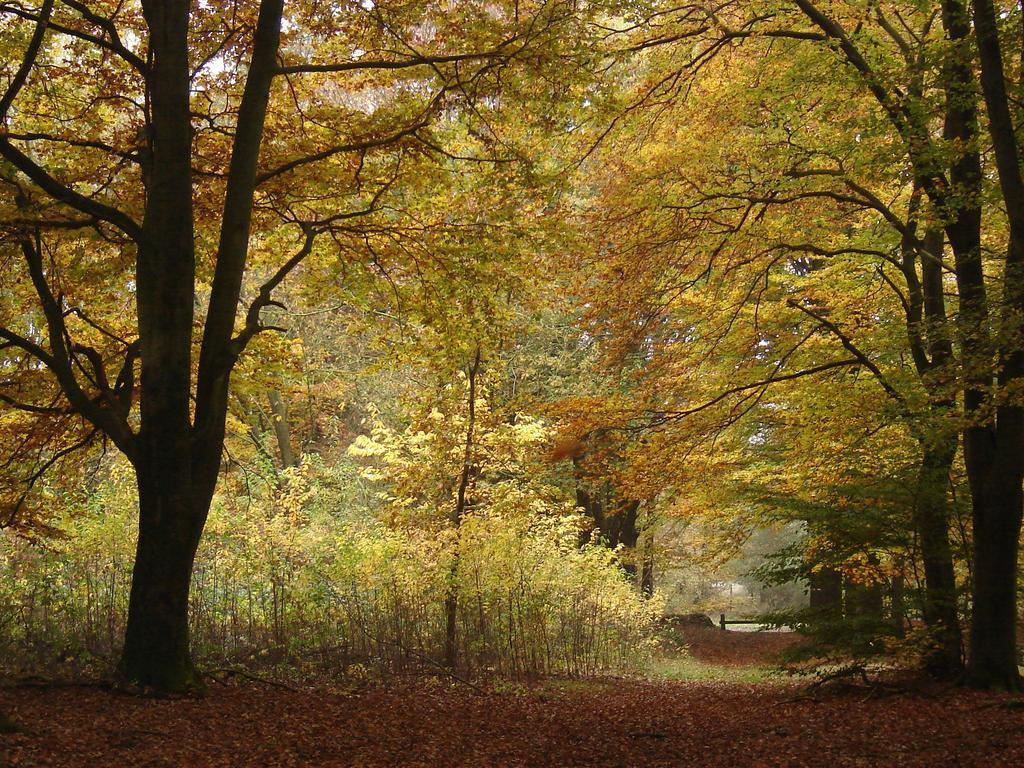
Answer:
(647, 654, 785, 684)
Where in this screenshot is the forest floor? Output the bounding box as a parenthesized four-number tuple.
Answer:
(3, 628, 1024, 767)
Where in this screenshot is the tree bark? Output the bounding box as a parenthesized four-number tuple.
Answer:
(913, 440, 963, 674)
(445, 348, 480, 669)
(909, 225, 964, 675)
(574, 476, 643, 578)
(116, 0, 285, 691)
(117, 0, 202, 691)
(267, 390, 298, 469)
(890, 571, 906, 636)
(640, 529, 654, 596)
(967, 467, 1024, 689)
(119, 464, 207, 690)
(809, 566, 843, 615)
(966, 0, 1024, 691)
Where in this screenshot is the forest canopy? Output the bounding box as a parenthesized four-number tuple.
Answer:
(3, 0, 1024, 713)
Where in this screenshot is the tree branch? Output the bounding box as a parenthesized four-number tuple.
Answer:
(18, 233, 135, 454)
(194, 0, 284, 448)
(646, 358, 862, 425)
(0, 0, 54, 120)
(787, 298, 907, 408)
(255, 119, 428, 185)
(276, 45, 515, 75)
(0, 139, 143, 241)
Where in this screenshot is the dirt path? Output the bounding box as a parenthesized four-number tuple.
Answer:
(2, 678, 1022, 767)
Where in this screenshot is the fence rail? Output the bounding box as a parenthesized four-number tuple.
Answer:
(718, 614, 762, 631)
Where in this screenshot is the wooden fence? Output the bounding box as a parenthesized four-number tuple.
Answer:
(718, 614, 762, 631)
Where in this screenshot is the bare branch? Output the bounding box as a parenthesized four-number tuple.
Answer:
(0, 391, 66, 415)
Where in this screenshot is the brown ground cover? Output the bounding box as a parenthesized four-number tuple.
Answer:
(3, 674, 1024, 767)
(2, 629, 1021, 767)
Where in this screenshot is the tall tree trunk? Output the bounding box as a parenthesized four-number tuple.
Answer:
(969, 477, 1024, 688)
(119, 465, 208, 690)
(911, 225, 964, 675)
(116, 0, 284, 691)
(809, 566, 843, 615)
(267, 390, 297, 469)
(914, 439, 962, 674)
(617, 499, 641, 577)
(575, 478, 644, 578)
(118, 0, 201, 691)
(890, 570, 906, 636)
(640, 528, 654, 596)
(966, 0, 1024, 690)
(574, 483, 595, 547)
(445, 348, 480, 669)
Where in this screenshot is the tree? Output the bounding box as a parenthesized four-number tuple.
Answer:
(567, 5, 966, 672)
(772, 0, 1024, 691)
(0, 0, 589, 691)
(571, 0, 1024, 687)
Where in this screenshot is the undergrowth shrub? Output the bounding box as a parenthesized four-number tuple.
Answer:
(0, 460, 658, 679)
